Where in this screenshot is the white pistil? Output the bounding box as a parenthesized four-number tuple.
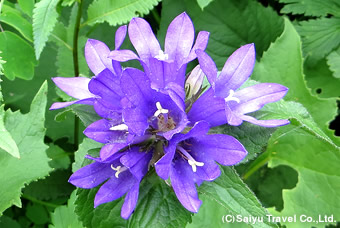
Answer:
(154, 50, 168, 61)
(154, 102, 169, 117)
(111, 164, 128, 178)
(224, 89, 240, 103)
(177, 146, 204, 173)
(110, 123, 128, 131)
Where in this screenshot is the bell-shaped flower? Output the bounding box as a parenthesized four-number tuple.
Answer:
(188, 44, 290, 128)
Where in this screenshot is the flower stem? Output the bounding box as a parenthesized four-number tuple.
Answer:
(21, 194, 59, 208)
(242, 152, 272, 180)
(72, 0, 83, 150)
(151, 8, 161, 25)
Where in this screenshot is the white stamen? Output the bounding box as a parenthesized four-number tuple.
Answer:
(224, 90, 240, 103)
(154, 101, 169, 117)
(111, 164, 128, 178)
(110, 123, 128, 131)
(155, 50, 168, 61)
(177, 146, 204, 173)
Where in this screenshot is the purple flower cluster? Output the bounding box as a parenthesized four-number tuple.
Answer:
(50, 12, 289, 219)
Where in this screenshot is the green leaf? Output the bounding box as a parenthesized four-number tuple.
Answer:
(0, 5, 33, 42)
(0, 81, 52, 214)
(23, 170, 75, 201)
(18, 0, 35, 17)
(297, 18, 340, 62)
(71, 105, 101, 127)
(61, 0, 77, 7)
(33, 0, 59, 59)
(49, 191, 84, 228)
(327, 47, 340, 79)
(85, 0, 161, 26)
(46, 144, 71, 170)
(159, 0, 283, 67)
(0, 31, 37, 80)
(25, 203, 50, 225)
(252, 19, 338, 142)
(278, 0, 340, 17)
(198, 167, 277, 228)
(0, 215, 21, 228)
(128, 173, 192, 228)
(0, 106, 19, 158)
(196, 0, 213, 10)
(266, 125, 340, 227)
(304, 58, 340, 98)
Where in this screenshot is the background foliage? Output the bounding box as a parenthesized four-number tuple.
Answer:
(0, 0, 339, 227)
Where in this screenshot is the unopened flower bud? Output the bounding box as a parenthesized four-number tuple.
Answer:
(185, 65, 205, 99)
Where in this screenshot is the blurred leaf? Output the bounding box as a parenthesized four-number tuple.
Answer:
(85, 0, 161, 26)
(198, 167, 277, 228)
(0, 31, 37, 80)
(23, 170, 75, 201)
(46, 144, 71, 169)
(62, 0, 77, 7)
(278, 0, 340, 17)
(25, 203, 50, 225)
(0, 82, 52, 214)
(72, 137, 101, 173)
(0, 5, 33, 42)
(159, 0, 284, 67)
(33, 0, 59, 59)
(196, 0, 213, 10)
(327, 47, 340, 79)
(18, 0, 35, 17)
(0, 106, 19, 158)
(49, 191, 83, 228)
(297, 18, 340, 62)
(0, 215, 21, 228)
(128, 173, 192, 228)
(304, 58, 340, 98)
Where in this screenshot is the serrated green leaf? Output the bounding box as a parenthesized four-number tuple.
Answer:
(297, 18, 340, 62)
(304, 58, 340, 98)
(71, 105, 101, 127)
(198, 167, 277, 228)
(49, 191, 84, 228)
(196, 0, 213, 10)
(159, 0, 283, 67)
(0, 106, 19, 158)
(252, 19, 338, 143)
(0, 31, 37, 80)
(85, 0, 161, 26)
(33, 0, 59, 59)
(46, 144, 71, 170)
(327, 47, 340, 79)
(278, 0, 340, 17)
(18, 0, 34, 17)
(62, 0, 77, 7)
(0, 5, 33, 42)
(0, 81, 52, 214)
(25, 203, 50, 225)
(23, 170, 75, 201)
(128, 173, 192, 228)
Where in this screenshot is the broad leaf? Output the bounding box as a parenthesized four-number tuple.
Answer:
(33, 0, 59, 59)
(0, 31, 37, 80)
(327, 47, 340, 79)
(0, 81, 52, 214)
(296, 18, 340, 62)
(279, 0, 340, 17)
(18, 0, 34, 17)
(25, 203, 50, 225)
(49, 191, 84, 228)
(46, 144, 71, 170)
(71, 105, 101, 127)
(0, 106, 19, 158)
(85, 0, 161, 26)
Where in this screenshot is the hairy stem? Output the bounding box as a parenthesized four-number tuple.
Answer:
(72, 0, 83, 150)
(242, 152, 271, 180)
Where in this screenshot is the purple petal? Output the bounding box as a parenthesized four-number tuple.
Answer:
(233, 83, 289, 114)
(68, 162, 112, 188)
(100, 143, 127, 161)
(241, 115, 290, 127)
(186, 31, 210, 63)
(85, 39, 114, 75)
(122, 107, 148, 136)
(163, 82, 186, 111)
(165, 12, 195, 65)
(128, 18, 161, 62)
(170, 159, 202, 213)
(109, 49, 140, 62)
(94, 171, 135, 208)
(191, 134, 247, 166)
(155, 143, 176, 180)
(188, 89, 227, 127)
(115, 25, 127, 50)
(93, 99, 122, 119)
(120, 147, 152, 180)
(196, 50, 217, 88)
(225, 102, 243, 126)
(84, 119, 127, 144)
(121, 182, 140, 219)
(49, 98, 95, 110)
(52, 77, 94, 100)
(215, 44, 255, 97)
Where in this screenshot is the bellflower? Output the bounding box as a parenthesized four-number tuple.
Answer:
(188, 44, 290, 128)
(69, 147, 152, 219)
